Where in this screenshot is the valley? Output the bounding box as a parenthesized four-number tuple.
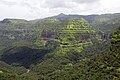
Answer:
(0, 13, 120, 80)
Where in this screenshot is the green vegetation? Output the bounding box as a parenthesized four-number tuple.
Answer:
(0, 13, 120, 80)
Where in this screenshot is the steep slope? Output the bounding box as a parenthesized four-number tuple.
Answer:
(0, 18, 96, 67)
(0, 19, 37, 48)
(0, 13, 119, 49)
(0, 13, 120, 80)
(58, 18, 95, 52)
(30, 27, 120, 80)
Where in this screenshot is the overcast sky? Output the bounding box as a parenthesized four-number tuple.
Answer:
(0, 0, 120, 20)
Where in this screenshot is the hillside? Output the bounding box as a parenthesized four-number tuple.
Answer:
(0, 24, 119, 80)
(0, 18, 97, 67)
(0, 13, 120, 80)
(49, 13, 120, 32)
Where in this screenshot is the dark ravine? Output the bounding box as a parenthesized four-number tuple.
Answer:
(0, 46, 51, 68)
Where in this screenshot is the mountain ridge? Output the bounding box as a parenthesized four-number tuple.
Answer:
(0, 12, 120, 80)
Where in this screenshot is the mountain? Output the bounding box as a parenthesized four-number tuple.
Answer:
(0, 18, 28, 24)
(0, 18, 97, 67)
(0, 27, 118, 80)
(48, 13, 98, 24)
(49, 13, 120, 31)
(0, 13, 120, 80)
(20, 27, 120, 80)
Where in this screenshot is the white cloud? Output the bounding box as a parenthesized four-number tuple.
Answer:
(0, 0, 120, 20)
(0, 0, 17, 6)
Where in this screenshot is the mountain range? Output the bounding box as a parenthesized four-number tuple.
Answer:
(0, 13, 120, 80)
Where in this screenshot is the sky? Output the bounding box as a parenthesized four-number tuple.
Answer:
(0, 0, 120, 20)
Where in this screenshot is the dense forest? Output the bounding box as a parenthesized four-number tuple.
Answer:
(0, 13, 120, 80)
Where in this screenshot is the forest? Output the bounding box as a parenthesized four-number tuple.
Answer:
(0, 13, 120, 80)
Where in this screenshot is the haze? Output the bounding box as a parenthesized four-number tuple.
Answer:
(0, 0, 120, 20)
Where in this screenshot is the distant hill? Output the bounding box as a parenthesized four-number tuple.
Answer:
(48, 13, 120, 31)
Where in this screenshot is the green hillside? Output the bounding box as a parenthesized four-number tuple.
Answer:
(0, 13, 120, 80)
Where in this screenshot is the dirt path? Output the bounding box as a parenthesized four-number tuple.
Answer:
(20, 69, 30, 76)
(26, 69, 30, 73)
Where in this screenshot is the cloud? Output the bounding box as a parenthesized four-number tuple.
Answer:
(42, 0, 100, 9)
(0, 0, 120, 20)
(20, 1, 39, 11)
(43, 0, 70, 8)
(73, 0, 100, 4)
(0, 0, 17, 6)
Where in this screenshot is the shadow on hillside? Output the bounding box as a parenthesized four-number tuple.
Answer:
(0, 46, 50, 68)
